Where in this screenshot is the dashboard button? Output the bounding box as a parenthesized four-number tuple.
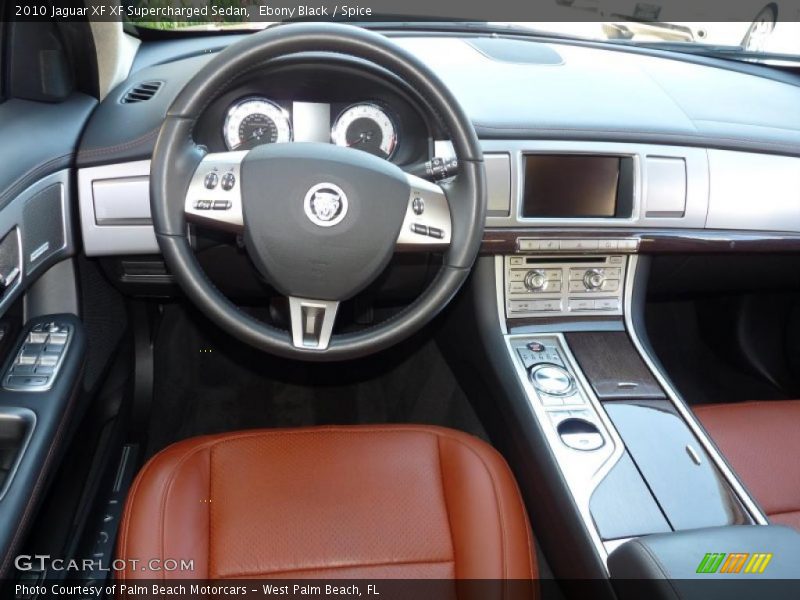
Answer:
(569, 299, 594, 311)
(509, 300, 534, 313)
(595, 298, 620, 310)
(599, 239, 618, 250)
(532, 299, 562, 312)
(560, 239, 599, 251)
(569, 280, 587, 292)
(518, 239, 539, 251)
(527, 341, 546, 353)
(539, 240, 559, 251)
(600, 279, 620, 292)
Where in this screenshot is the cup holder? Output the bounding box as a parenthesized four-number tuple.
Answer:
(557, 418, 605, 451)
(0, 408, 35, 500)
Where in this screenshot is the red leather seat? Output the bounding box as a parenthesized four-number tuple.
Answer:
(695, 401, 800, 530)
(117, 425, 537, 580)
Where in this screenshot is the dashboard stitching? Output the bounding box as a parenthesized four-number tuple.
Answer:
(78, 126, 161, 158)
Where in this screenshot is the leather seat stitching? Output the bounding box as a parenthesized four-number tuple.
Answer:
(158, 445, 214, 580)
(118, 444, 170, 575)
(433, 433, 511, 583)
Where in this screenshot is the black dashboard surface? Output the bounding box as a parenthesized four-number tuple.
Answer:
(77, 31, 800, 166)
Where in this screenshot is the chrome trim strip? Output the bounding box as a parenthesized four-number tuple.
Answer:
(623, 255, 769, 525)
(494, 255, 508, 335)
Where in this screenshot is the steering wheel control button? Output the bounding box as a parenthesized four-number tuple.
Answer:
(427, 226, 444, 239)
(412, 196, 425, 215)
(557, 418, 605, 452)
(203, 172, 219, 190)
(530, 364, 574, 397)
(194, 200, 213, 210)
(212, 200, 232, 210)
(221, 172, 236, 191)
(411, 223, 428, 235)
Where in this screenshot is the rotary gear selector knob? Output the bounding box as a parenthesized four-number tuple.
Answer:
(524, 269, 547, 292)
(530, 364, 574, 396)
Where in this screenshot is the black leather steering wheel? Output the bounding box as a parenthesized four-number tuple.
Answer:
(150, 23, 486, 361)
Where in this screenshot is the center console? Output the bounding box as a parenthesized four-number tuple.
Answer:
(487, 238, 770, 575)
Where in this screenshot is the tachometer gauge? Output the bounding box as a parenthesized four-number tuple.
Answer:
(331, 103, 397, 159)
(223, 97, 292, 150)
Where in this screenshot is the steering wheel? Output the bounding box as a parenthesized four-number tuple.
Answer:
(150, 23, 486, 361)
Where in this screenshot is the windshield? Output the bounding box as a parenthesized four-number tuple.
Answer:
(127, 1, 800, 60)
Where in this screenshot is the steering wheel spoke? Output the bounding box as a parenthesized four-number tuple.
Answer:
(395, 173, 452, 251)
(288, 297, 340, 350)
(185, 151, 248, 232)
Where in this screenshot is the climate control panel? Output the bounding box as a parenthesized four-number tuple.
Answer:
(504, 255, 627, 318)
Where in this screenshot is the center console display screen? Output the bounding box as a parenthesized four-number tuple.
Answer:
(522, 155, 631, 218)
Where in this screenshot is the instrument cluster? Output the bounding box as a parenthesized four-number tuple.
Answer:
(194, 63, 434, 167)
(222, 97, 399, 160)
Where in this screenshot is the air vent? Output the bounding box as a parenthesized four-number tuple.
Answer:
(121, 80, 162, 104)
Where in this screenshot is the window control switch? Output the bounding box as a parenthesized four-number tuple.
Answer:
(4, 321, 73, 391)
(38, 355, 59, 367)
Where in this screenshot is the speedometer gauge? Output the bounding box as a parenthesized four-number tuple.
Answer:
(331, 103, 397, 159)
(223, 97, 292, 150)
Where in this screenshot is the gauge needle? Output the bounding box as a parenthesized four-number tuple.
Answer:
(347, 131, 374, 147)
(232, 128, 267, 150)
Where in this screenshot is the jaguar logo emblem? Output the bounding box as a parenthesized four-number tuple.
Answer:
(304, 183, 348, 227)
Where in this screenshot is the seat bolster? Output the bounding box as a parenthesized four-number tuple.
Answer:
(117, 438, 213, 580)
(438, 431, 537, 579)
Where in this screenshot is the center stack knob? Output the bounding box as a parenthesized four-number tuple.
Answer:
(524, 269, 547, 292)
(583, 268, 605, 290)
